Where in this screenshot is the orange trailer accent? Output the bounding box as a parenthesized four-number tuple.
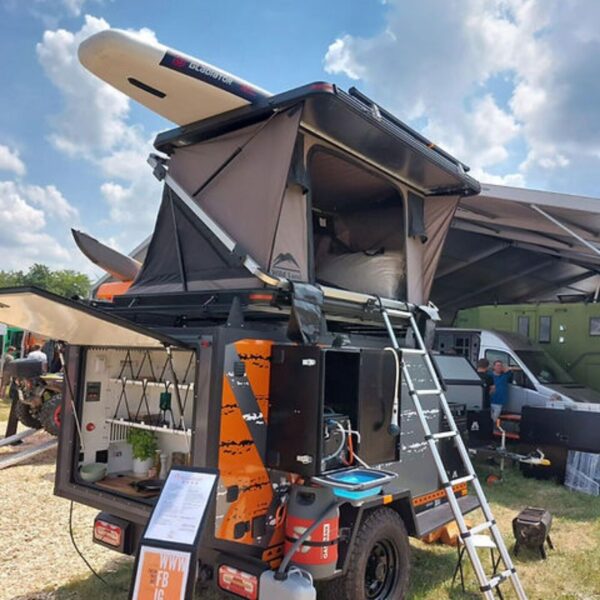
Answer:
(96, 280, 133, 301)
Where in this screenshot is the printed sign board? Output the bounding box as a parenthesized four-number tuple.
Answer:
(129, 467, 219, 600)
(145, 469, 218, 545)
(131, 546, 190, 600)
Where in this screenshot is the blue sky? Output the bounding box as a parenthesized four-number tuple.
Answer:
(0, 0, 599, 276)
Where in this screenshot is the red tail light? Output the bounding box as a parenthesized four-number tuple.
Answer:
(218, 565, 258, 600)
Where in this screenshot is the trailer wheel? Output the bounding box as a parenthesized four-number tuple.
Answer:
(323, 508, 410, 600)
(15, 401, 42, 430)
(39, 394, 61, 437)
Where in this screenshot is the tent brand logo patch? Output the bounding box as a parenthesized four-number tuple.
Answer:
(272, 252, 301, 279)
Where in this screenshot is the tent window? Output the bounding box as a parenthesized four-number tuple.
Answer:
(308, 147, 406, 300)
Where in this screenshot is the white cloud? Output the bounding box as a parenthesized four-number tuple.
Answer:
(37, 16, 162, 248)
(0, 180, 83, 271)
(37, 15, 133, 158)
(0, 145, 26, 176)
(324, 37, 366, 81)
(24, 182, 79, 221)
(323, 0, 600, 193)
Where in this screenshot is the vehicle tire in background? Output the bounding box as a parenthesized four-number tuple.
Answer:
(15, 401, 43, 430)
(39, 394, 62, 437)
(321, 507, 411, 600)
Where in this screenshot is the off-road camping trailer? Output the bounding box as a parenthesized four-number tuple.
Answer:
(0, 31, 530, 600)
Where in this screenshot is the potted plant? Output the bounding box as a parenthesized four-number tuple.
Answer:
(127, 428, 158, 476)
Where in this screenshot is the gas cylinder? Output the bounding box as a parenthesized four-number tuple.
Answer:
(284, 485, 339, 580)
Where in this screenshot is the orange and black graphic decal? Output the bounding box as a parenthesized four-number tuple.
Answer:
(216, 340, 287, 549)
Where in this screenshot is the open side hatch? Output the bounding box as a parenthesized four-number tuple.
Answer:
(0, 287, 185, 348)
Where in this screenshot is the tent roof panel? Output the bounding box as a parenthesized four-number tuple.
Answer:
(155, 83, 480, 198)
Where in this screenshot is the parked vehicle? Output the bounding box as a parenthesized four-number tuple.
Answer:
(435, 328, 600, 482)
(455, 302, 600, 392)
(4, 358, 63, 436)
(435, 328, 600, 413)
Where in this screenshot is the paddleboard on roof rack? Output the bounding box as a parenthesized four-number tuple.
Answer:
(78, 29, 270, 125)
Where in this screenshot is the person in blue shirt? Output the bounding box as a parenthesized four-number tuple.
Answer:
(490, 359, 513, 422)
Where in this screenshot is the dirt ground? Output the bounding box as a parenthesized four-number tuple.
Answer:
(1, 398, 600, 599)
(0, 434, 124, 600)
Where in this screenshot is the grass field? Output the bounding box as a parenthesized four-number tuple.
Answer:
(2, 396, 599, 599)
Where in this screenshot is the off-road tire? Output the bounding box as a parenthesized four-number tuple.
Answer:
(321, 507, 411, 600)
(39, 394, 62, 436)
(15, 401, 42, 430)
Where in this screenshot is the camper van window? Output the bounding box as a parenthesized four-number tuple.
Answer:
(484, 349, 527, 384)
(517, 316, 530, 337)
(308, 147, 406, 299)
(590, 317, 600, 336)
(516, 349, 574, 385)
(538, 316, 551, 343)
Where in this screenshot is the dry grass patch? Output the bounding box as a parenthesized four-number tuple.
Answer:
(1, 406, 599, 599)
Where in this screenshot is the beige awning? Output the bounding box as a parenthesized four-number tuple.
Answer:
(0, 288, 183, 348)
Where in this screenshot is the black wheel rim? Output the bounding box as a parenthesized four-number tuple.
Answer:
(364, 539, 399, 599)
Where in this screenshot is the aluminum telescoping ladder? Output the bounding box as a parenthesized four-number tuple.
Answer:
(381, 307, 528, 600)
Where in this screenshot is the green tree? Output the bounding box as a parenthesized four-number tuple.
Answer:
(0, 264, 91, 298)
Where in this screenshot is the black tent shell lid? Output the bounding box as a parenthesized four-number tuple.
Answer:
(0, 287, 188, 348)
(154, 82, 481, 198)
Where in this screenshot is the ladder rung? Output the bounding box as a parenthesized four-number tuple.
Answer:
(448, 474, 475, 487)
(427, 430, 457, 441)
(401, 348, 426, 355)
(464, 520, 495, 536)
(482, 569, 514, 592)
(412, 388, 441, 396)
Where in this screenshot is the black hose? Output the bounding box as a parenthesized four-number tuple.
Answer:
(68, 501, 110, 587)
(276, 500, 340, 579)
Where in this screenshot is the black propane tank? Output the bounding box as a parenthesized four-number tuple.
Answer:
(284, 485, 339, 580)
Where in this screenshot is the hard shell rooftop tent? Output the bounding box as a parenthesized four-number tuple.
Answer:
(126, 83, 480, 314)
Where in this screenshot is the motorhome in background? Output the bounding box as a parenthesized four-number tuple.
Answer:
(455, 303, 600, 392)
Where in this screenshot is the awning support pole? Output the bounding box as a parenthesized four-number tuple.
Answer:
(593, 277, 600, 303)
(530, 204, 600, 258)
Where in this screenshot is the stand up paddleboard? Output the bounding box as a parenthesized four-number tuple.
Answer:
(79, 29, 271, 126)
(72, 229, 141, 282)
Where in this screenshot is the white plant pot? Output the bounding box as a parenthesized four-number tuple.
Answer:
(132, 457, 154, 476)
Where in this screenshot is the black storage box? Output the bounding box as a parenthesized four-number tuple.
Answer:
(520, 406, 600, 454)
(267, 345, 400, 477)
(4, 358, 44, 378)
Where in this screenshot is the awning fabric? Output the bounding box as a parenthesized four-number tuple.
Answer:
(434, 183, 600, 318)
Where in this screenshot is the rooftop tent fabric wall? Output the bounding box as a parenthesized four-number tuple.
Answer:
(422, 195, 460, 301)
(168, 107, 303, 270)
(128, 107, 304, 294)
(129, 186, 255, 293)
(269, 183, 309, 280)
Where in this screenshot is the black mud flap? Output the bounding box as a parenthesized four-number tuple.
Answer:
(286, 282, 324, 345)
